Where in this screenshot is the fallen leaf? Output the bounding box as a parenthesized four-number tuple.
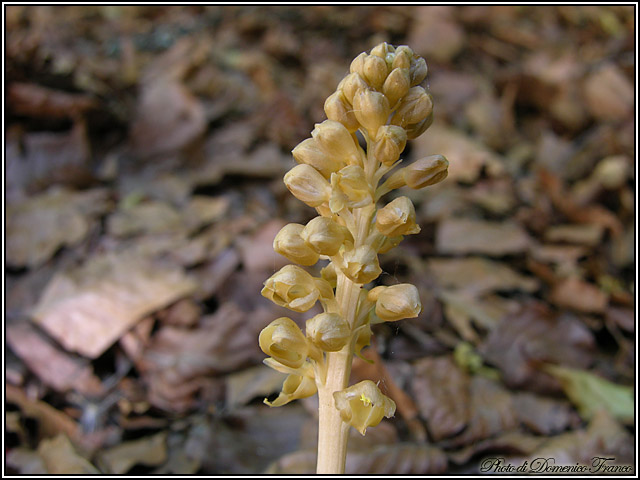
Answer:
(107, 201, 183, 237)
(436, 218, 531, 255)
(97, 431, 167, 474)
(408, 6, 465, 62)
(480, 302, 595, 393)
(7, 322, 102, 395)
(549, 276, 608, 314)
(543, 364, 634, 424)
(32, 251, 196, 358)
(448, 431, 547, 465)
(411, 355, 470, 441)
(238, 219, 289, 272)
(513, 391, 579, 435)
(7, 187, 109, 268)
(130, 79, 206, 158)
(428, 257, 539, 296)
(6, 384, 79, 441)
(37, 434, 99, 474)
(8, 82, 97, 119)
(583, 63, 633, 122)
(544, 223, 604, 246)
(444, 376, 518, 448)
(226, 365, 289, 410)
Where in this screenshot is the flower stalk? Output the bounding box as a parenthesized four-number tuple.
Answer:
(258, 43, 448, 474)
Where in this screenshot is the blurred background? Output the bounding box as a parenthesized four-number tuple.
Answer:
(5, 5, 635, 474)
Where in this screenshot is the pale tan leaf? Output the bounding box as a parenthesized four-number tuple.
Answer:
(32, 251, 196, 358)
(436, 218, 531, 256)
(37, 434, 99, 474)
(97, 432, 167, 474)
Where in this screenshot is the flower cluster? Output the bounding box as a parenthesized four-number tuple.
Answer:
(259, 43, 448, 436)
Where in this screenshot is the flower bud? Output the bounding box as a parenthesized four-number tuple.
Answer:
(306, 313, 350, 352)
(370, 42, 394, 61)
(403, 155, 449, 189)
(375, 283, 422, 321)
(311, 120, 360, 165)
(284, 164, 331, 207)
(330, 165, 373, 212)
(373, 125, 407, 166)
(390, 86, 433, 127)
(265, 371, 317, 407)
(375, 196, 420, 237)
(350, 52, 367, 77)
(273, 223, 320, 266)
(292, 138, 345, 178)
(333, 380, 396, 435)
(392, 46, 412, 70)
(261, 265, 321, 312)
(382, 68, 411, 107)
(324, 90, 360, 132)
(259, 317, 309, 368)
(340, 244, 382, 284)
(353, 89, 390, 137)
(341, 72, 369, 105)
(405, 111, 433, 139)
(410, 56, 428, 86)
(301, 216, 353, 256)
(363, 54, 389, 90)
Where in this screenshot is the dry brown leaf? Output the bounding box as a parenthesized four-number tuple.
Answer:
(37, 434, 99, 474)
(444, 376, 518, 448)
(480, 302, 595, 392)
(513, 391, 579, 435)
(411, 355, 470, 441)
(544, 223, 604, 246)
(6, 384, 79, 441)
(7, 187, 109, 268)
(408, 6, 465, 62)
(32, 251, 196, 358)
(412, 123, 505, 183)
(428, 257, 539, 296)
(119, 316, 155, 364)
(157, 299, 202, 328)
(7, 322, 102, 395)
(8, 82, 97, 119)
(107, 201, 183, 237)
(225, 365, 289, 410)
(448, 430, 547, 465)
(13, 121, 93, 192)
(141, 303, 261, 412)
(583, 63, 633, 122)
(549, 276, 608, 314)
(436, 218, 531, 256)
(97, 431, 167, 474)
(239, 219, 290, 272)
(130, 79, 206, 158)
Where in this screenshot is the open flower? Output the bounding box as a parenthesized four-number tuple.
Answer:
(261, 265, 321, 312)
(330, 165, 372, 212)
(375, 196, 420, 237)
(333, 380, 396, 435)
(259, 317, 309, 369)
(340, 245, 382, 284)
(265, 365, 317, 407)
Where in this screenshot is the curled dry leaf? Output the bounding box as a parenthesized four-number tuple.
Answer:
(7, 322, 102, 395)
(97, 431, 168, 474)
(480, 302, 595, 393)
(37, 434, 99, 474)
(32, 251, 196, 359)
(513, 391, 579, 435)
(436, 218, 531, 256)
(427, 257, 539, 296)
(8, 82, 97, 119)
(7, 188, 109, 269)
(411, 355, 470, 441)
(549, 276, 608, 314)
(444, 376, 518, 448)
